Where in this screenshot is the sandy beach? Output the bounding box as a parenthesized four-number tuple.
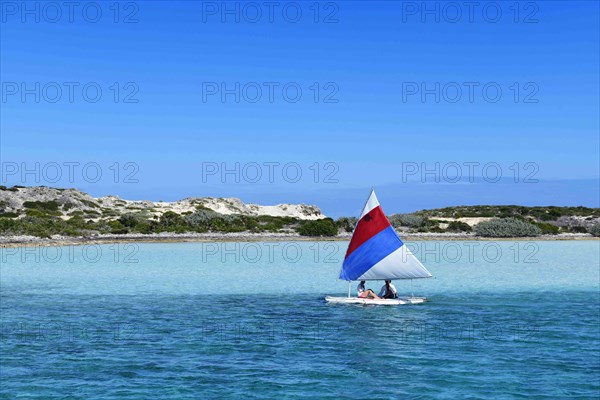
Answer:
(1, 232, 596, 248)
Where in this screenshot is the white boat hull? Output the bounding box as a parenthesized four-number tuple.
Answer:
(325, 296, 427, 305)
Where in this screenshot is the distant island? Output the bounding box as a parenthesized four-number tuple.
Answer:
(0, 186, 598, 247)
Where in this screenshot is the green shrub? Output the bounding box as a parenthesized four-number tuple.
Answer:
(0, 217, 18, 233)
(296, 218, 338, 237)
(256, 215, 296, 226)
(0, 212, 19, 218)
(389, 214, 424, 228)
(81, 199, 100, 208)
(538, 208, 563, 221)
(119, 213, 147, 228)
(158, 211, 186, 231)
(102, 209, 120, 217)
(533, 221, 559, 235)
(108, 220, 128, 234)
(25, 209, 52, 218)
(62, 202, 76, 211)
(185, 209, 221, 229)
(23, 200, 59, 212)
(18, 216, 58, 238)
(418, 205, 600, 219)
(590, 224, 600, 237)
(568, 226, 588, 234)
(415, 220, 441, 232)
(185, 209, 246, 232)
(497, 206, 516, 218)
(474, 218, 542, 237)
(27, 226, 52, 238)
(446, 221, 472, 232)
(210, 214, 247, 233)
(134, 221, 153, 234)
(335, 217, 357, 233)
(66, 215, 86, 227)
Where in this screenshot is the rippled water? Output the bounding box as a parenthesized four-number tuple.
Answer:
(1, 241, 599, 398)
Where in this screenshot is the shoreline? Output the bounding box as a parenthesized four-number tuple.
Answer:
(0, 232, 597, 248)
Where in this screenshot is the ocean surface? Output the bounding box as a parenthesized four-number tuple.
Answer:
(1, 240, 599, 399)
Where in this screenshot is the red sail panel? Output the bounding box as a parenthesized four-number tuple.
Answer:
(344, 205, 390, 258)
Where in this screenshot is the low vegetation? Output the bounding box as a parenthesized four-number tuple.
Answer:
(23, 200, 60, 212)
(0, 194, 598, 238)
(335, 217, 357, 233)
(474, 218, 542, 237)
(297, 219, 338, 237)
(417, 205, 600, 220)
(389, 213, 424, 228)
(0, 203, 319, 238)
(446, 221, 472, 232)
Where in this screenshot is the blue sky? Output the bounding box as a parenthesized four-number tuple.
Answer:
(1, 1, 598, 217)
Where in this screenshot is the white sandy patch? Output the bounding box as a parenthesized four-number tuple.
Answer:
(0, 186, 326, 220)
(434, 217, 494, 226)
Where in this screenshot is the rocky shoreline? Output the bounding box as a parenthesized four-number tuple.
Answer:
(0, 232, 596, 248)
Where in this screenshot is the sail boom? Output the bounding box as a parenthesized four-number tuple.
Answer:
(342, 277, 432, 282)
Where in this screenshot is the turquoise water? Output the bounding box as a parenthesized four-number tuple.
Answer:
(1, 241, 599, 398)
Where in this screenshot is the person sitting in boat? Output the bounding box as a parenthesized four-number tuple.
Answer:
(357, 280, 379, 299)
(378, 280, 398, 299)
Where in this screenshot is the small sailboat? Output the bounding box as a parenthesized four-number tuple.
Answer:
(325, 189, 433, 305)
